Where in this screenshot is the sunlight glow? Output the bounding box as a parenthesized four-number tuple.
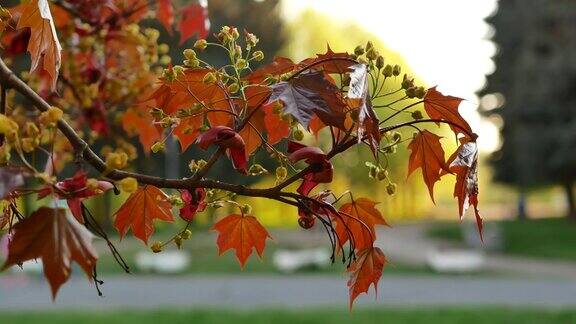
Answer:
(282, 0, 500, 152)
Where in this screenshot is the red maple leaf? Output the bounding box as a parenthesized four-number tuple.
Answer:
(347, 247, 387, 308)
(113, 185, 174, 244)
(178, 3, 209, 45)
(335, 197, 388, 250)
(407, 130, 450, 202)
(212, 214, 272, 268)
(423, 87, 473, 139)
(2, 207, 98, 299)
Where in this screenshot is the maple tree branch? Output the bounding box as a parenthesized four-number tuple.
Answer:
(0, 57, 309, 208)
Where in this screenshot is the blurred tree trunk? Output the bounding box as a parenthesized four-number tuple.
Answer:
(563, 182, 576, 221)
(517, 191, 528, 221)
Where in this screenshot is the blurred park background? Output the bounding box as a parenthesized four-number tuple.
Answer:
(3, 0, 576, 323)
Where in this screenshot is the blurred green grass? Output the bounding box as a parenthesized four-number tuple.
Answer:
(1, 308, 575, 324)
(95, 232, 432, 275)
(429, 218, 576, 261)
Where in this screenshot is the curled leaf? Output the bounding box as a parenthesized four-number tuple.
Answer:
(197, 126, 248, 173)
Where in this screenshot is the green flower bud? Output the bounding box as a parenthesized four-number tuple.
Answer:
(415, 86, 426, 99)
(293, 128, 304, 141)
(252, 50, 264, 62)
(151, 141, 166, 153)
(203, 72, 217, 84)
(228, 83, 240, 94)
(236, 59, 248, 70)
(276, 166, 287, 181)
(382, 64, 393, 77)
(194, 39, 208, 50)
(354, 45, 365, 56)
(376, 55, 385, 69)
(411, 110, 424, 120)
(181, 229, 192, 240)
(366, 49, 378, 61)
(183, 49, 196, 60)
(392, 64, 401, 76)
(386, 183, 397, 196)
(376, 168, 388, 181)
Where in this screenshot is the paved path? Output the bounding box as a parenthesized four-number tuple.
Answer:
(376, 224, 576, 278)
(2, 274, 576, 310)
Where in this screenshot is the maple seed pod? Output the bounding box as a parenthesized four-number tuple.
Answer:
(151, 241, 163, 253)
(151, 141, 166, 153)
(411, 110, 424, 120)
(252, 50, 264, 62)
(392, 64, 401, 76)
(183, 49, 197, 60)
(386, 183, 398, 196)
(354, 45, 365, 56)
(276, 166, 288, 181)
(376, 55, 385, 69)
(298, 215, 315, 229)
(382, 64, 393, 77)
(194, 39, 208, 50)
(181, 229, 192, 240)
(293, 128, 304, 141)
(228, 83, 240, 94)
(376, 168, 388, 181)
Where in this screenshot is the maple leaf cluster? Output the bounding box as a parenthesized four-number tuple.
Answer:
(0, 1, 481, 308)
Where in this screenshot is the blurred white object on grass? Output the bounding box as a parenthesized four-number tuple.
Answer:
(273, 248, 331, 273)
(135, 251, 190, 274)
(426, 248, 485, 273)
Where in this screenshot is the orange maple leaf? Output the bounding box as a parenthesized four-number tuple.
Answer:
(212, 214, 272, 268)
(408, 130, 450, 202)
(335, 197, 388, 250)
(347, 247, 387, 308)
(2, 207, 98, 299)
(114, 185, 174, 244)
(122, 107, 162, 153)
(17, 0, 62, 91)
(423, 87, 473, 138)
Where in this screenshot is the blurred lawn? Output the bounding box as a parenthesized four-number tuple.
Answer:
(95, 232, 432, 275)
(1, 308, 575, 324)
(429, 218, 576, 261)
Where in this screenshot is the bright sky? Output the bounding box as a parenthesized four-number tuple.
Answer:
(282, 0, 499, 152)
